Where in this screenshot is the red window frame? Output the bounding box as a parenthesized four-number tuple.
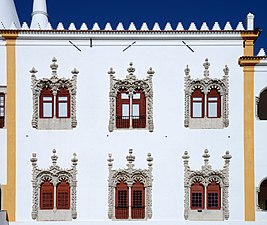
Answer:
(207, 182, 221, 210)
(207, 89, 221, 118)
(116, 91, 130, 128)
(40, 88, 54, 118)
(0, 93, 5, 128)
(56, 181, 70, 209)
(131, 181, 145, 219)
(115, 181, 129, 219)
(40, 181, 54, 210)
(132, 91, 146, 128)
(190, 182, 204, 210)
(56, 88, 70, 118)
(191, 89, 204, 118)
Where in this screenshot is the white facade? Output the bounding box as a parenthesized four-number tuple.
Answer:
(1, 1, 267, 224)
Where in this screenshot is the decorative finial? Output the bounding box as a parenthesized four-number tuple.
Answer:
(126, 149, 135, 165)
(147, 153, 153, 167)
(51, 149, 58, 166)
(127, 62, 135, 75)
(223, 65, 229, 76)
(184, 65, 190, 76)
(147, 67, 155, 76)
(71, 68, 79, 75)
(182, 151, 190, 161)
(203, 58, 210, 77)
(50, 57, 58, 77)
(108, 67, 115, 76)
(71, 153, 78, 166)
(107, 153, 114, 167)
(30, 153, 38, 166)
(202, 149, 210, 165)
(30, 67, 38, 75)
(222, 150, 232, 162)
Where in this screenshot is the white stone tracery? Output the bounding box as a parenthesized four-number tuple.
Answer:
(184, 59, 229, 129)
(30, 149, 78, 221)
(182, 149, 232, 221)
(30, 57, 78, 130)
(108, 63, 154, 132)
(107, 149, 153, 220)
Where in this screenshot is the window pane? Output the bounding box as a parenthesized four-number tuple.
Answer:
(0, 108, 4, 116)
(121, 93, 129, 99)
(208, 102, 217, 117)
(193, 97, 202, 101)
(122, 104, 129, 117)
(43, 96, 53, 101)
(208, 97, 217, 101)
(58, 102, 68, 117)
(132, 104, 139, 117)
(0, 97, 4, 105)
(58, 96, 68, 101)
(133, 93, 140, 99)
(192, 193, 202, 208)
(43, 103, 53, 117)
(193, 102, 202, 117)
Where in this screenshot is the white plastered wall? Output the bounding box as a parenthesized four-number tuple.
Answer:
(14, 34, 245, 223)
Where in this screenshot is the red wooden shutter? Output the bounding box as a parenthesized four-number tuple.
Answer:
(56, 88, 70, 118)
(115, 181, 129, 219)
(190, 182, 204, 209)
(40, 181, 54, 209)
(207, 182, 221, 209)
(132, 90, 146, 128)
(191, 89, 204, 118)
(40, 88, 53, 118)
(116, 91, 130, 128)
(207, 88, 221, 118)
(56, 181, 70, 209)
(131, 181, 145, 219)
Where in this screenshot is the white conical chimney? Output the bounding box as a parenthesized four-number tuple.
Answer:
(30, 0, 49, 29)
(0, 0, 20, 29)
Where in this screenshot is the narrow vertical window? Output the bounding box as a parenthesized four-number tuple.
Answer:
(191, 89, 204, 118)
(116, 92, 130, 128)
(258, 89, 267, 120)
(190, 182, 204, 209)
(56, 88, 70, 118)
(207, 89, 221, 118)
(115, 181, 129, 219)
(40, 181, 54, 209)
(131, 181, 145, 219)
(0, 93, 5, 128)
(207, 182, 221, 209)
(56, 181, 70, 209)
(132, 91, 146, 128)
(40, 88, 53, 118)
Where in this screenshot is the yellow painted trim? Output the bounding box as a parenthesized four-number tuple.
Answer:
(239, 31, 261, 220)
(1, 32, 18, 222)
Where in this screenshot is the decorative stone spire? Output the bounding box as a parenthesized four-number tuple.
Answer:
(246, 13, 254, 30)
(0, 0, 20, 29)
(203, 58, 210, 78)
(30, 0, 49, 29)
(51, 149, 58, 166)
(126, 149, 135, 169)
(50, 57, 58, 77)
(126, 62, 136, 80)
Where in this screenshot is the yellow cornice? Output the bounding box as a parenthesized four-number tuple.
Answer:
(239, 57, 261, 67)
(0, 31, 19, 39)
(241, 29, 261, 42)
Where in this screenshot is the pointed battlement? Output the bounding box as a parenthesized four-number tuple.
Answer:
(30, 0, 49, 29)
(0, 0, 20, 29)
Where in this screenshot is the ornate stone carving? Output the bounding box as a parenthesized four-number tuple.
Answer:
(108, 63, 154, 132)
(184, 59, 229, 129)
(182, 149, 232, 221)
(30, 149, 78, 221)
(107, 149, 153, 220)
(30, 57, 78, 130)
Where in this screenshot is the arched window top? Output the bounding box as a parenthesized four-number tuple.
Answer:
(208, 88, 220, 97)
(192, 88, 204, 96)
(40, 87, 53, 95)
(57, 87, 70, 95)
(116, 181, 128, 189)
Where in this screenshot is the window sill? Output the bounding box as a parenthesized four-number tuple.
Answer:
(187, 117, 225, 129)
(37, 209, 72, 221)
(188, 209, 223, 221)
(37, 118, 72, 130)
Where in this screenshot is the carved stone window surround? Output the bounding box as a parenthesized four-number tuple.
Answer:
(30, 149, 78, 221)
(184, 59, 229, 129)
(107, 149, 153, 220)
(30, 57, 79, 130)
(108, 63, 154, 132)
(182, 149, 232, 221)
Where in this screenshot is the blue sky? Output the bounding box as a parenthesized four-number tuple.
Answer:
(14, 0, 266, 54)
